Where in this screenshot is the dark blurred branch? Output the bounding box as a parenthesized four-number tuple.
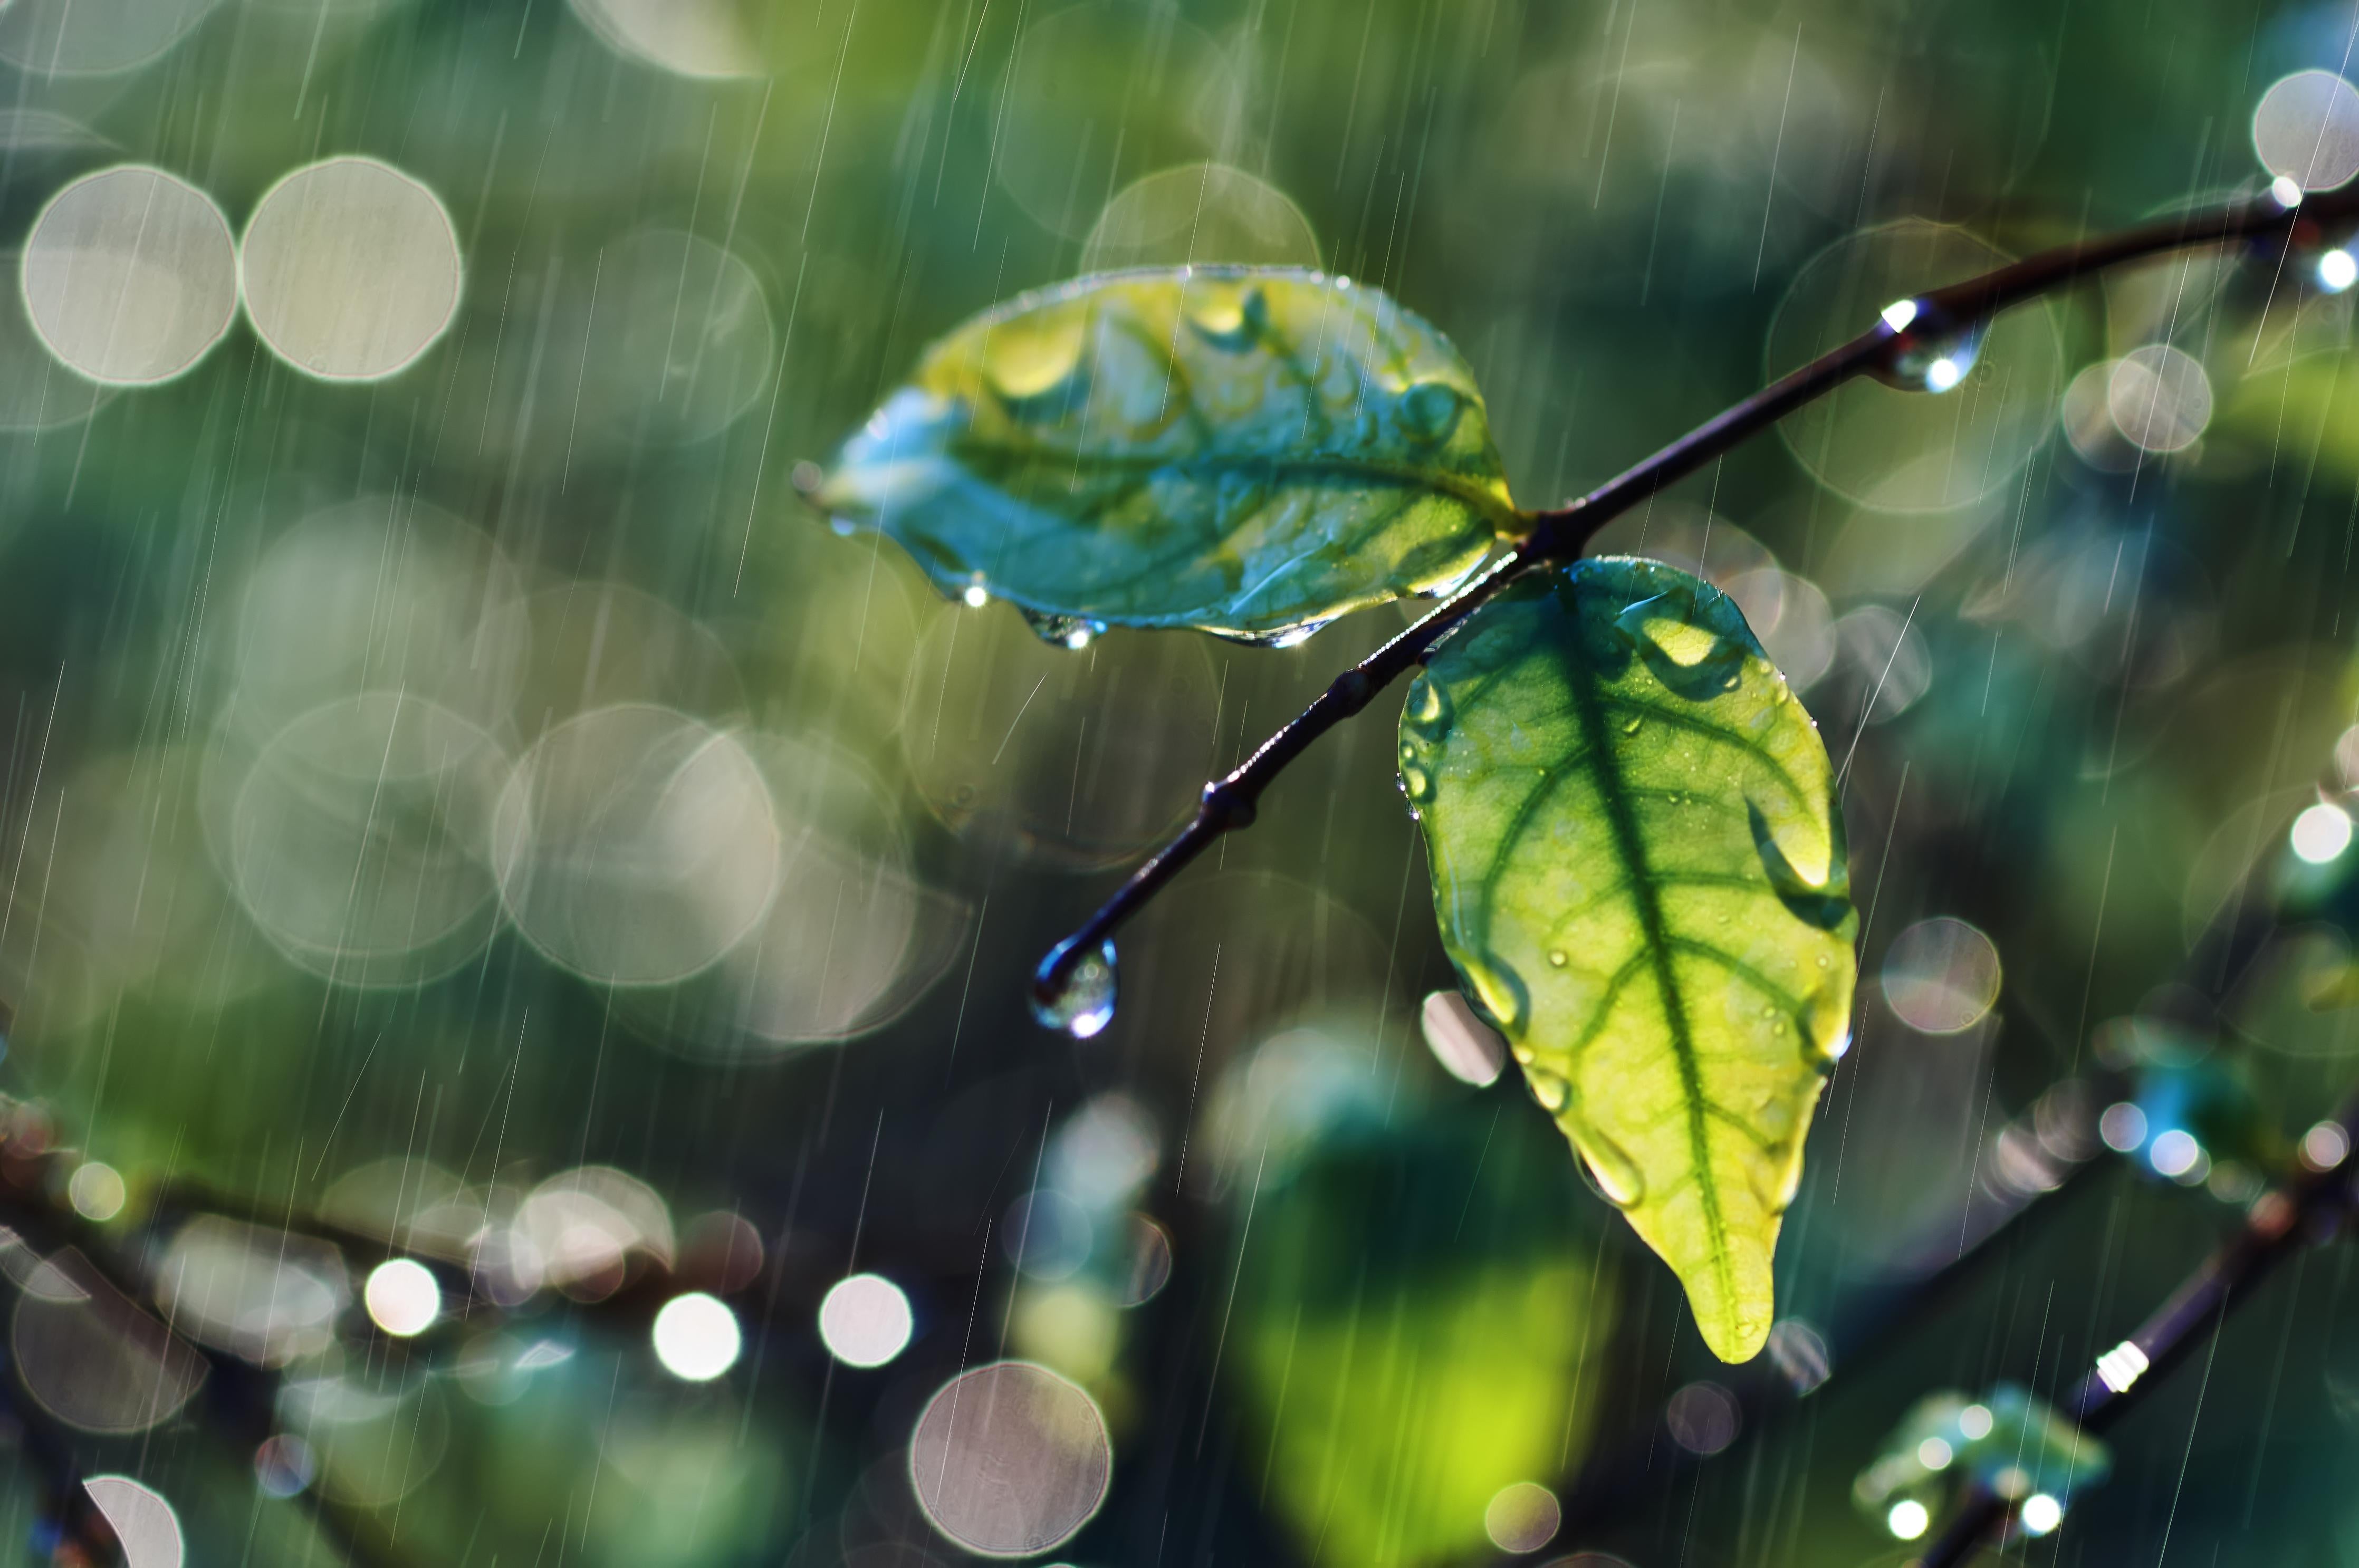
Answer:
(1555, 1079, 2108, 1536)
(1914, 1085, 2359, 1567)
(1557, 784, 2312, 1543)
(1034, 181, 2359, 1006)
(0, 1146, 411, 1568)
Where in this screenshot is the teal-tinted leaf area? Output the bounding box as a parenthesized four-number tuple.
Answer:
(817, 266, 1515, 641)
(1403, 557, 1858, 1362)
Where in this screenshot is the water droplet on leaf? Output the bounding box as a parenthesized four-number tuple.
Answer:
(1575, 1126, 1647, 1208)
(1799, 984, 1851, 1064)
(984, 309, 1090, 409)
(1397, 380, 1465, 444)
(1019, 609, 1108, 650)
(1614, 593, 1740, 672)
(1032, 939, 1118, 1038)
(1458, 957, 1527, 1032)
(1406, 676, 1451, 734)
(1524, 1065, 1571, 1112)
(1183, 283, 1268, 350)
(1206, 617, 1332, 649)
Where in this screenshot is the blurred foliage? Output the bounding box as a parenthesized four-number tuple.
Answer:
(1216, 1031, 1613, 1567)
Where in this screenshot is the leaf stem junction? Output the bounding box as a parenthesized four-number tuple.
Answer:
(1032, 181, 2359, 1011)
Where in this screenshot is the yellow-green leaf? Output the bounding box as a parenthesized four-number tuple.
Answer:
(1401, 558, 1857, 1362)
(817, 266, 1516, 643)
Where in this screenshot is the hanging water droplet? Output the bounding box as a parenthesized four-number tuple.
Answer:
(1524, 1065, 1571, 1113)
(1457, 957, 1528, 1032)
(1869, 297, 1987, 393)
(1019, 609, 1108, 650)
(1031, 938, 1118, 1038)
(962, 576, 991, 609)
(1799, 983, 1852, 1065)
(1206, 617, 1333, 649)
(1575, 1125, 1647, 1209)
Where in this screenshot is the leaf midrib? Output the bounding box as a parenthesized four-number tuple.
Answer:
(1556, 623, 1735, 1319)
(946, 437, 1522, 535)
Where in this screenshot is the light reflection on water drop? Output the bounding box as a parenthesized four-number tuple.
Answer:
(1869, 299, 1987, 393)
(1206, 617, 1332, 648)
(1033, 939, 1118, 1038)
(1019, 609, 1108, 650)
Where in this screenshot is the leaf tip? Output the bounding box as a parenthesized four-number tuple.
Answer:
(1690, 1258, 1777, 1364)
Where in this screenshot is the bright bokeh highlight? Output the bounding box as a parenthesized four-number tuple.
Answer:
(68, 1160, 125, 1221)
(363, 1259, 442, 1338)
(2291, 802, 2353, 863)
(818, 1273, 913, 1368)
(82, 1476, 183, 1568)
(1483, 1480, 1561, 1552)
(652, 1292, 742, 1381)
(241, 158, 462, 380)
(2252, 71, 2359, 191)
(21, 166, 236, 383)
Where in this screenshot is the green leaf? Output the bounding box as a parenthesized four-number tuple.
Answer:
(1401, 557, 1857, 1362)
(816, 266, 1516, 642)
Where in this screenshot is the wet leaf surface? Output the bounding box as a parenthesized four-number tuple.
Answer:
(819, 266, 1515, 642)
(1404, 557, 1857, 1361)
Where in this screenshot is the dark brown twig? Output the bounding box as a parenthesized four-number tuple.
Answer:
(1912, 1090, 2359, 1566)
(1033, 181, 2359, 1007)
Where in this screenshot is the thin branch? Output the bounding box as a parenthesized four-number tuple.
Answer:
(1558, 803, 2294, 1537)
(0, 1144, 412, 1568)
(1034, 181, 2359, 1006)
(1914, 1087, 2359, 1566)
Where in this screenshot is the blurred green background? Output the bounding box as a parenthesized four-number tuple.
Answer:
(2, 0, 2359, 1564)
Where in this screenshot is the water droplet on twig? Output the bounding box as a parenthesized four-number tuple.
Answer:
(1032, 938, 1118, 1038)
(1869, 297, 1986, 393)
